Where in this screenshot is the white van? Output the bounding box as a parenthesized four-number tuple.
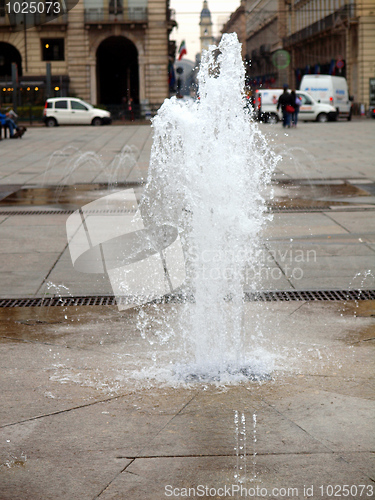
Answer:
(255, 89, 337, 123)
(299, 75, 352, 120)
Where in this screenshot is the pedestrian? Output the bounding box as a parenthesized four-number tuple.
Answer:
(277, 85, 294, 128)
(0, 111, 16, 138)
(291, 90, 301, 127)
(121, 96, 127, 121)
(127, 97, 134, 122)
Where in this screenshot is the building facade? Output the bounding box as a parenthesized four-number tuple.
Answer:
(220, 0, 246, 59)
(0, 0, 175, 114)
(245, 0, 285, 88)
(223, 0, 374, 110)
(281, 0, 375, 110)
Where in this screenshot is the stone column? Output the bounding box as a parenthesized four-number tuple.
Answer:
(145, 0, 169, 111)
(67, 0, 90, 101)
(138, 54, 146, 102)
(89, 60, 97, 105)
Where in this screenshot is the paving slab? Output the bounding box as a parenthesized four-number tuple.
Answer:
(265, 120, 375, 180)
(276, 255, 375, 279)
(268, 389, 375, 452)
(0, 274, 49, 297)
(0, 215, 68, 227)
(0, 226, 67, 254)
(0, 253, 61, 275)
(1, 452, 132, 500)
(325, 211, 375, 233)
(138, 394, 329, 458)
(267, 240, 375, 257)
(291, 277, 372, 290)
(263, 213, 349, 239)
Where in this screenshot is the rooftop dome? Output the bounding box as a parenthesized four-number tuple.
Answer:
(200, 1, 211, 18)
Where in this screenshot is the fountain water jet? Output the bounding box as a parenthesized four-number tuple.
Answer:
(141, 34, 279, 382)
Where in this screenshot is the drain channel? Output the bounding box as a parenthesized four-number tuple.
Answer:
(0, 209, 137, 216)
(0, 289, 374, 308)
(0, 206, 374, 217)
(268, 206, 375, 213)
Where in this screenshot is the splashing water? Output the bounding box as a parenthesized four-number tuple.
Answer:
(251, 413, 257, 481)
(234, 411, 247, 485)
(341, 270, 375, 316)
(141, 33, 279, 381)
(43, 144, 143, 194)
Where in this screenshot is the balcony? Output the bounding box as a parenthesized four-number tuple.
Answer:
(84, 7, 147, 25)
(283, 4, 355, 47)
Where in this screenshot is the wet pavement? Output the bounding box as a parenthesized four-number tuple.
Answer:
(0, 300, 374, 499)
(269, 179, 375, 208)
(0, 121, 374, 499)
(0, 184, 141, 208)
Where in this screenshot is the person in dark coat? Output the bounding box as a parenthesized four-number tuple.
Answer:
(277, 85, 294, 128)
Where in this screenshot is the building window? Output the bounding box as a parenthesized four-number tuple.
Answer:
(42, 39, 64, 61)
(109, 0, 123, 15)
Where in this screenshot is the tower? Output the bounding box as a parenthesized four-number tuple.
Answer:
(200, 0, 214, 53)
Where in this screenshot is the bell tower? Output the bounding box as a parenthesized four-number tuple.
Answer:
(200, 0, 214, 53)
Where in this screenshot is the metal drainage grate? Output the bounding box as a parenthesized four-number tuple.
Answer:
(1, 207, 374, 217)
(267, 206, 375, 213)
(267, 206, 332, 213)
(0, 209, 137, 216)
(0, 289, 374, 308)
(0, 296, 117, 308)
(244, 289, 375, 302)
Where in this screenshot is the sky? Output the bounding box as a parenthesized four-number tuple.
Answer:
(170, 0, 242, 61)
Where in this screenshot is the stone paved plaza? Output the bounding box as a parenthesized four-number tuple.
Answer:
(0, 120, 374, 298)
(0, 119, 374, 499)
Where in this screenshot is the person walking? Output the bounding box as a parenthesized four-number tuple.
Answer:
(291, 90, 301, 127)
(277, 85, 294, 128)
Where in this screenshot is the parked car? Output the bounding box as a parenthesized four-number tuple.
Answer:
(254, 89, 337, 123)
(299, 75, 353, 120)
(43, 98, 111, 126)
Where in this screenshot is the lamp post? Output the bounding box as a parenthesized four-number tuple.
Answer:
(46, 62, 52, 100)
(11, 62, 18, 112)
